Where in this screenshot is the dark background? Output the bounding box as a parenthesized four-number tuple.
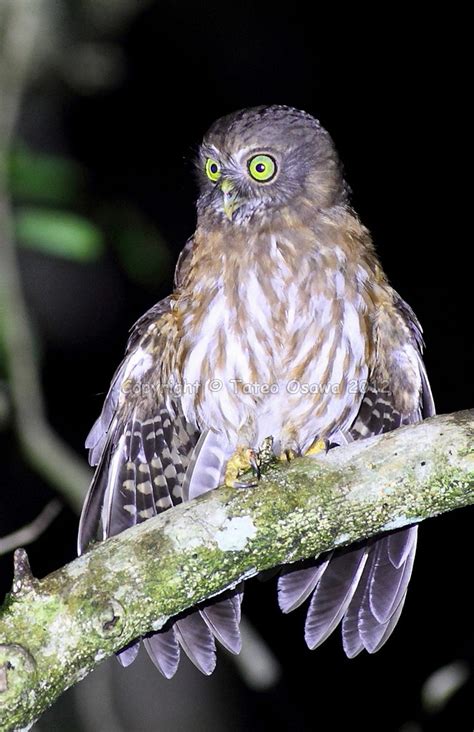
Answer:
(1, 3, 471, 730)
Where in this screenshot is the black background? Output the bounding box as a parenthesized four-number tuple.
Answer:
(1, 3, 471, 730)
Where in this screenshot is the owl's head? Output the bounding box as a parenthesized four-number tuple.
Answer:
(196, 105, 345, 225)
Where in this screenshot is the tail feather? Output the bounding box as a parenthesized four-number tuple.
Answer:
(341, 573, 366, 658)
(279, 529, 417, 658)
(339, 530, 417, 655)
(387, 525, 418, 569)
(304, 546, 368, 650)
(174, 614, 217, 676)
(368, 529, 418, 624)
(370, 593, 407, 654)
(116, 641, 140, 668)
(200, 593, 243, 655)
(143, 628, 180, 679)
(278, 556, 332, 614)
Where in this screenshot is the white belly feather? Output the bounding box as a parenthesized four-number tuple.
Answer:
(179, 241, 368, 452)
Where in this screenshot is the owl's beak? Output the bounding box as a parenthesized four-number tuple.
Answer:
(220, 179, 240, 221)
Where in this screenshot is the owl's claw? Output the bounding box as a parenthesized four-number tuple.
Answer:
(233, 477, 259, 489)
(232, 451, 261, 488)
(278, 440, 301, 461)
(225, 447, 259, 488)
(225, 437, 275, 488)
(249, 451, 261, 480)
(278, 437, 330, 461)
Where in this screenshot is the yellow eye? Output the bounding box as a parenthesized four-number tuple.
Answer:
(247, 154, 277, 182)
(205, 158, 221, 182)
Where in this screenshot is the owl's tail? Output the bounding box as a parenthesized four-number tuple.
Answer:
(278, 522, 418, 655)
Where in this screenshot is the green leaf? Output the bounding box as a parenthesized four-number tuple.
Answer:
(8, 145, 84, 205)
(15, 208, 105, 262)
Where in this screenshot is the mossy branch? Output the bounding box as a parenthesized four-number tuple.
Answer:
(0, 410, 473, 730)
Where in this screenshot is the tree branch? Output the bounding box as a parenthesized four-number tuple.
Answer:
(0, 410, 473, 730)
(0, 500, 62, 557)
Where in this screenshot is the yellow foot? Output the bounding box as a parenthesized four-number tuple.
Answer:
(225, 447, 259, 488)
(305, 438, 326, 456)
(279, 448, 298, 462)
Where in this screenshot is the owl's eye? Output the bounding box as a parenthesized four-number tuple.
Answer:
(205, 158, 221, 182)
(247, 154, 277, 182)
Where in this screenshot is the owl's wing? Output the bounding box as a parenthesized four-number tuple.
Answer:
(79, 297, 241, 677)
(78, 297, 186, 549)
(278, 294, 434, 656)
(174, 236, 194, 288)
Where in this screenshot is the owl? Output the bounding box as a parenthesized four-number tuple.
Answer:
(78, 105, 434, 677)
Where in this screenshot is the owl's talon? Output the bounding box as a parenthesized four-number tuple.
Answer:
(248, 451, 261, 481)
(225, 438, 277, 488)
(233, 477, 259, 489)
(280, 448, 298, 462)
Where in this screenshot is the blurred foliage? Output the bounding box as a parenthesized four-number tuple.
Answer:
(15, 207, 105, 262)
(8, 145, 85, 205)
(7, 143, 103, 261)
(5, 141, 172, 280)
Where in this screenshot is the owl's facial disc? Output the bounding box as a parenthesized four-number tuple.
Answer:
(198, 106, 345, 225)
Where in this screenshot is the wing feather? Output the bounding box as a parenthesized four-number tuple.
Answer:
(78, 298, 242, 676)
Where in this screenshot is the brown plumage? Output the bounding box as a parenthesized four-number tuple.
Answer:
(79, 105, 434, 675)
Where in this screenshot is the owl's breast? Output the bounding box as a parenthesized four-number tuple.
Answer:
(174, 232, 372, 449)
